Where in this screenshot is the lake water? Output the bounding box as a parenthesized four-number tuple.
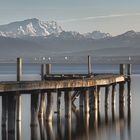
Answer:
(0, 64, 139, 140)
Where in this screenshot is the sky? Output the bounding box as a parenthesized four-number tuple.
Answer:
(0, 0, 140, 35)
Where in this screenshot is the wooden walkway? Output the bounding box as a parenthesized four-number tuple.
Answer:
(0, 74, 125, 93)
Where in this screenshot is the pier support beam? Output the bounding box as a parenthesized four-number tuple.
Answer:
(119, 82, 125, 118)
(105, 86, 110, 109)
(79, 90, 84, 112)
(39, 64, 51, 118)
(65, 90, 72, 118)
(112, 84, 116, 121)
(127, 64, 132, 79)
(120, 64, 125, 75)
(31, 93, 40, 126)
(8, 95, 16, 133)
(2, 95, 8, 126)
(17, 57, 22, 121)
(46, 93, 54, 122)
(84, 89, 90, 114)
(57, 90, 62, 116)
(88, 55, 92, 75)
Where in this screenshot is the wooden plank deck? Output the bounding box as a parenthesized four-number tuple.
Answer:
(0, 74, 126, 93)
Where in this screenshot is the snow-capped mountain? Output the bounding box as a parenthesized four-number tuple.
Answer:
(84, 31, 111, 39)
(0, 18, 63, 38)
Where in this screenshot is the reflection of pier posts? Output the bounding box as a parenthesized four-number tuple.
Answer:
(57, 115, 62, 140)
(8, 95, 16, 139)
(46, 93, 53, 122)
(85, 113, 89, 140)
(17, 121, 21, 140)
(57, 90, 62, 116)
(39, 118, 47, 140)
(46, 122, 54, 140)
(64, 118, 72, 140)
(2, 95, 8, 126)
(119, 82, 125, 119)
(84, 88, 90, 114)
(65, 90, 72, 118)
(31, 93, 40, 126)
(105, 86, 109, 123)
(112, 84, 116, 122)
(79, 89, 84, 114)
(127, 79, 132, 140)
(31, 125, 39, 140)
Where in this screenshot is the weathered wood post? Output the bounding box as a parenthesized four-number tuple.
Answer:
(2, 95, 8, 126)
(127, 64, 132, 79)
(31, 92, 40, 126)
(84, 89, 90, 114)
(105, 86, 109, 109)
(127, 79, 132, 139)
(96, 86, 100, 111)
(105, 86, 109, 123)
(8, 95, 16, 133)
(88, 55, 92, 75)
(79, 90, 84, 113)
(39, 64, 47, 118)
(120, 64, 125, 75)
(57, 90, 62, 116)
(119, 82, 125, 119)
(46, 92, 54, 122)
(112, 84, 116, 121)
(17, 57, 22, 121)
(65, 90, 72, 118)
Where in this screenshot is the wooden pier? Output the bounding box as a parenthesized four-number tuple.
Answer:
(0, 57, 132, 140)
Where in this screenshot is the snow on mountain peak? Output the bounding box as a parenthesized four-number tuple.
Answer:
(0, 18, 63, 38)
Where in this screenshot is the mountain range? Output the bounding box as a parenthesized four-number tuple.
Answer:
(0, 18, 140, 63)
(0, 18, 111, 39)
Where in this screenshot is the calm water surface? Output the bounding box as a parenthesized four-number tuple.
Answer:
(0, 64, 139, 140)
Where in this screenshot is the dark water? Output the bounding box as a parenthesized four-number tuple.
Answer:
(0, 64, 139, 140)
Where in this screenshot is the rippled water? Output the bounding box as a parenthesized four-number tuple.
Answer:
(0, 64, 139, 140)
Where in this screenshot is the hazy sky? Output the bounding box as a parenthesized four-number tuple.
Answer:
(0, 0, 140, 35)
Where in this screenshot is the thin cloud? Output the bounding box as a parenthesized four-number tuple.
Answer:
(58, 13, 140, 22)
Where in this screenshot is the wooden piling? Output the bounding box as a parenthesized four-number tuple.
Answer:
(31, 93, 40, 126)
(65, 90, 72, 118)
(120, 64, 125, 75)
(119, 82, 125, 118)
(8, 95, 16, 133)
(46, 93, 53, 122)
(88, 55, 92, 74)
(17, 57, 22, 121)
(2, 95, 8, 126)
(84, 89, 90, 114)
(112, 84, 116, 122)
(46, 64, 51, 75)
(79, 91, 84, 112)
(105, 86, 109, 109)
(57, 90, 62, 115)
(127, 64, 132, 80)
(39, 64, 46, 119)
(39, 64, 51, 118)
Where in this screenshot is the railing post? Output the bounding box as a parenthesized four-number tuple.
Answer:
(17, 57, 22, 121)
(88, 56, 92, 75)
(120, 64, 125, 75)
